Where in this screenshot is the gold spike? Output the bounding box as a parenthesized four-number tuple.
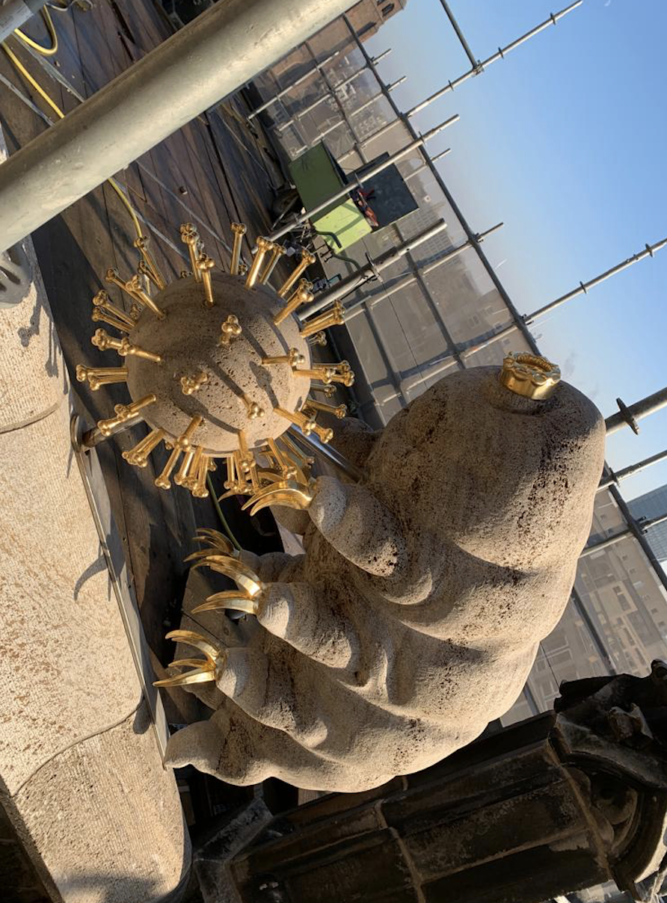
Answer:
(125, 275, 165, 320)
(238, 261, 249, 277)
(155, 415, 203, 490)
(311, 423, 333, 444)
(279, 433, 315, 468)
(274, 406, 316, 435)
(180, 224, 202, 280)
(261, 348, 304, 367)
(242, 396, 265, 420)
(306, 331, 327, 347)
(292, 365, 336, 384)
(134, 236, 166, 290)
(266, 437, 297, 479)
(155, 445, 182, 490)
(191, 453, 211, 499)
(273, 281, 314, 326)
(245, 237, 272, 288)
(97, 394, 157, 436)
(197, 254, 216, 307)
(258, 242, 285, 285)
(75, 364, 128, 391)
(219, 315, 242, 346)
(299, 302, 345, 338)
(192, 591, 258, 617)
(184, 445, 204, 490)
(122, 428, 165, 467)
(230, 222, 246, 276)
(277, 250, 316, 299)
(179, 270, 191, 279)
(105, 268, 142, 303)
(174, 447, 196, 486)
(327, 361, 355, 387)
(91, 308, 132, 334)
(92, 289, 135, 327)
(180, 371, 209, 395)
(238, 429, 251, 462)
(91, 329, 162, 363)
(309, 384, 337, 398)
(242, 478, 315, 517)
(305, 399, 347, 419)
(224, 454, 237, 490)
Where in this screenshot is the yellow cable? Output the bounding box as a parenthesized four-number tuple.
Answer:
(14, 8, 58, 57)
(1, 41, 143, 240)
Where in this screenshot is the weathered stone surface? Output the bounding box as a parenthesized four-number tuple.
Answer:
(13, 708, 190, 903)
(166, 365, 606, 791)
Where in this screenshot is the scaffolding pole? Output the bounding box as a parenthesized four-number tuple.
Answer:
(598, 448, 667, 492)
(0, 0, 360, 252)
(437, 0, 480, 71)
(247, 47, 343, 120)
(407, 1, 583, 119)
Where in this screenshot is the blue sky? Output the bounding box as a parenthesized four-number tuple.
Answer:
(365, 0, 667, 502)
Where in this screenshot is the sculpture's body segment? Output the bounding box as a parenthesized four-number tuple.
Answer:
(166, 366, 606, 791)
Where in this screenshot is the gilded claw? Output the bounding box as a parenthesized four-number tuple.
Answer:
(241, 478, 315, 517)
(191, 554, 264, 598)
(192, 590, 259, 617)
(153, 629, 225, 687)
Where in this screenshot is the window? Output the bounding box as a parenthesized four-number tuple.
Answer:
(381, 2, 395, 14)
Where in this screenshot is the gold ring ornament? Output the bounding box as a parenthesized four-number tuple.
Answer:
(499, 352, 561, 400)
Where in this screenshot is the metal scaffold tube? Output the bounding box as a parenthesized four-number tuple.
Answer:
(0, 0, 359, 252)
(0, 0, 47, 43)
(299, 220, 447, 318)
(407, 1, 583, 119)
(247, 47, 343, 121)
(598, 448, 667, 492)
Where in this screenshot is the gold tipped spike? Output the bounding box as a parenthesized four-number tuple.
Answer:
(192, 591, 259, 617)
(266, 437, 297, 479)
(299, 301, 345, 338)
(292, 365, 336, 384)
(192, 553, 264, 598)
(279, 433, 315, 469)
(92, 289, 135, 328)
(309, 384, 337, 398)
(180, 224, 202, 280)
(174, 447, 196, 486)
(277, 250, 316, 299)
(97, 394, 157, 436)
(75, 364, 128, 391)
(305, 399, 347, 419)
(180, 371, 209, 395)
(261, 348, 304, 367)
(242, 396, 265, 420)
(230, 222, 246, 276)
(134, 236, 166, 290)
(155, 445, 182, 490)
(327, 361, 355, 387)
(311, 423, 334, 444)
(258, 242, 285, 285)
(274, 406, 316, 436)
(125, 275, 165, 320)
(122, 428, 165, 467)
(306, 331, 327, 347)
(238, 261, 249, 277)
(153, 630, 224, 688)
(219, 315, 242, 346)
(180, 414, 204, 448)
(273, 281, 314, 326)
(91, 308, 132, 334)
(197, 254, 216, 307)
(191, 453, 211, 499)
(184, 445, 204, 490)
(91, 329, 162, 363)
(245, 237, 272, 288)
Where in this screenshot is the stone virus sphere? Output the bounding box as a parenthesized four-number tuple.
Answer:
(126, 273, 312, 455)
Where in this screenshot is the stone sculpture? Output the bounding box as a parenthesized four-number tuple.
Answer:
(159, 354, 606, 792)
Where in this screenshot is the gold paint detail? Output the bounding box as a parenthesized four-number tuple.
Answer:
(500, 352, 561, 400)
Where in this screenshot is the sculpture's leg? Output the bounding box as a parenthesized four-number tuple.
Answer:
(309, 476, 407, 577)
(257, 581, 359, 669)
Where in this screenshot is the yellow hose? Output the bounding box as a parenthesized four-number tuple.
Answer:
(1, 41, 143, 240)
(14, 8, 58, 57)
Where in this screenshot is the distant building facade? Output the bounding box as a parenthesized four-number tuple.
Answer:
(630, 484, 667, 563)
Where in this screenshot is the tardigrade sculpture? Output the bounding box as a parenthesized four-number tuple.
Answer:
(158, 353, 606, 792)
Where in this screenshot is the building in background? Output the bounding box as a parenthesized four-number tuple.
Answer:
(630, 484, 667, 564)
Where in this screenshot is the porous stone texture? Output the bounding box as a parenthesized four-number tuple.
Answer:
(0, 153, 190, 902)
(127, 274, 311, 453)
(166, 366, 606, 792)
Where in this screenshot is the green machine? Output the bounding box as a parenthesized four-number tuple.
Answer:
(288, 142, 418, 254)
